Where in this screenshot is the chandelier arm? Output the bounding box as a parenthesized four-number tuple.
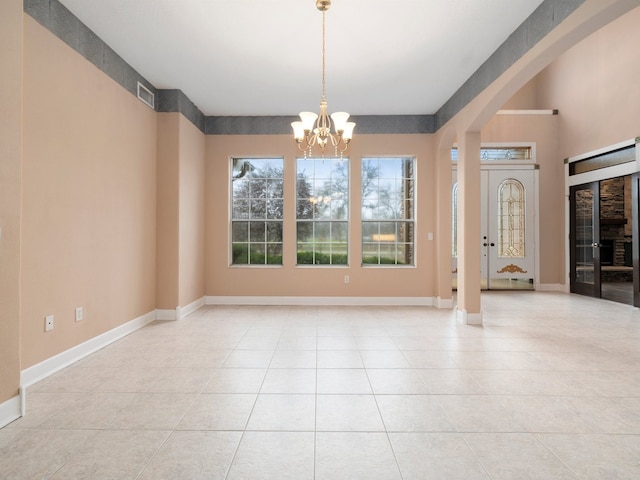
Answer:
(305, 133, 317, 148)
(296, 139, 310, 153)
(336, 139, 351, 153)
(296, 130, 321, 153)
(316, 114, 333, 135)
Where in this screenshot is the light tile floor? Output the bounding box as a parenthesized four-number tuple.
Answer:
(2, 291, 640, 479)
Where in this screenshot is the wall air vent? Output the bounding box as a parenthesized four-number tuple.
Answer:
(137, 82, 155, 109)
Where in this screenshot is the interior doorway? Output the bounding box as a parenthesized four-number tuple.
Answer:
(570, 174, 636, 305)
(453, 166, 537, 290)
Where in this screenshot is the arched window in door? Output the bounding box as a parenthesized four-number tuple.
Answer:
(498, 179, 525, 258)
(452, 183, 458, 258)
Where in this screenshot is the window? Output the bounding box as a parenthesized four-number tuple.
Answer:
(231, 158, 284, 265)
(451, 146, 531, 161)
(296, 158, 349, 265)
(569, 145, 635, 175)
(497, 178, 525, 258)
(362, 157, 415, 265)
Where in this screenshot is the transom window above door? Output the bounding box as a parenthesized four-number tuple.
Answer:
(451, 146, 532, 161)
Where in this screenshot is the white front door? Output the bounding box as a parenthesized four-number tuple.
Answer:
(453, 167, 537, 290)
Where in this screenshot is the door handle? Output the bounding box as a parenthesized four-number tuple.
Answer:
(483, 243, 488, 247)
(490, 243, 495, 247)
(591, 242, 600, 248)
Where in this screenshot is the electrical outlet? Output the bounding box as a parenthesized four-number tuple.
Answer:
(75, 307, 83, 322)
(44, 315, 54, 332)
(344, 275, 350, 284)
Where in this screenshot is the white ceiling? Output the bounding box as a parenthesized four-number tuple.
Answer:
(59, 0, 545, 116)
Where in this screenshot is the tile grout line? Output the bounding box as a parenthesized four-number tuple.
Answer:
(223, 313, 279, 480)
(314, 308, 319, 480)
(358, 328, 405, 480)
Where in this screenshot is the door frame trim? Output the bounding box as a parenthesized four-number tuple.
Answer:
(633, 173, 640, 307)
(569, 182, 601, 297)
(564, 137, 640, 296)
(453, 160, 539, 290)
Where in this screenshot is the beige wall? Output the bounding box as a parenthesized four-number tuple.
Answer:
(0, 0, 23, 404)
(9, 0, 640, 392)
(536, 6, 640, 159)
(157, 113, 206, 310)
(178, 116, 206, 307)
(500, 76, 540, 110)
(479, 5, 640, 286)
(156, 114, 180, 309)
(436, 2, 640, 305)
(205, 1, 640, 302)
(206, 134, 436, 298)
(21, 17, 157, 369)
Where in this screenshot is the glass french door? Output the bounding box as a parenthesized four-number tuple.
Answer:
(633, 173, 640, 307)
(570, 182, 601, 297)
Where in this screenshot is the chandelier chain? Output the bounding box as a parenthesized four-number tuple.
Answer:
(291, 0, 354, 157)
(321, 10, 326, 101)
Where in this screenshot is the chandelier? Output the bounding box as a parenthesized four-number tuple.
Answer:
(292, 0, 355, 157)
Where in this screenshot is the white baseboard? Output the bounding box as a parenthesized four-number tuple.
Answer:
(179, 296, 206, 319)
(206, 296, 435, 307)
(156, 296, 206, 321)
(20, 310, 156, 389)
(435, 296, 454, 309)
(156, 309, 177, 321)
(536, 283, 569, 293)
(457, 309, 483, 325)
(0, 393, 21, 429)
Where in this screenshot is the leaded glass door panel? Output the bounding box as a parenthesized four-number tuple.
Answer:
(452, 168, 536, 290)
(487, 169, 536, 289)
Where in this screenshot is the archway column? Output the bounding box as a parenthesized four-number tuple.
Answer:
(456, 130, 483, 325)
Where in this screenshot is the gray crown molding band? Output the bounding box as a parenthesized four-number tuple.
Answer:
(24, 0, 158, 112)
(205, 115, 436, 135)
(156, 90, 206, 133)
(25, 0, 583, 136)
(435, 0, 584, 130)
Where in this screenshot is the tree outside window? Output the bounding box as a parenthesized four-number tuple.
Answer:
(231, 158, 284, 265)
(296, 158, 349, 265)
(362, 157, 415, 265)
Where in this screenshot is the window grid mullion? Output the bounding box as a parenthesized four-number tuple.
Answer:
(361, 158, 415, 266)
(231, 159, 284, 266)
